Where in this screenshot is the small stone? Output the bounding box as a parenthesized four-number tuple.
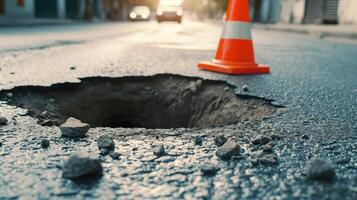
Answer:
(60, 117, 90, 138)
(301, 134, 310, 140)
(109, 151, 121, 160)
(6, 92, 13, 98)
(0, 116, 8, 126)
(201, 163, 220, 176)
(224, 87, 229, 91)
(271, 133, 283, 140)
(262, 144, 273, 153)
(39, 119, 60, 126)
(153, 144, 166, 157)
(214, 134, 227, 147)
(242, 85, 249, 92)
(100, 148, 109, 156)
(193, 136, 203, 145)
(304, 157, 335, 182)
(97, 134, 115, 151)
(258, 154, 278, 165)
(252, 135, 271, 145)
(0, 141, 2, 147)
(216, 139, 241, 160)
(62, 152, 103, 179)
(70, 66, 76, 70)
(41, 139, 50, 148)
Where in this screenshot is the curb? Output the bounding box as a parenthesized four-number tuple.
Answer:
(253, 25, 357, 41)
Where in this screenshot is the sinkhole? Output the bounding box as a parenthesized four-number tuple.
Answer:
(0, 74, 283, 129)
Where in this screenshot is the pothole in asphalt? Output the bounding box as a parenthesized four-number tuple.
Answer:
(0, 74, 283, 129)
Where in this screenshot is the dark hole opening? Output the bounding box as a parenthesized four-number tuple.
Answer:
(0, 74, 283, 129)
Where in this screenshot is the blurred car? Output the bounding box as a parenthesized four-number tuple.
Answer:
(129, 6, 151, 21)
(156, 4, 183, 23)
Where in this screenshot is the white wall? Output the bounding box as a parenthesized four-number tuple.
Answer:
(292, 0, 305, 23)
(4, 0, 34, 17)
(338, 0, 357, 24)
(280, 0, 294, 23)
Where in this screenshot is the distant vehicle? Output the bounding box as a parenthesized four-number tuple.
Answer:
(129, 6, 151, 21)
(156, 0, 183, 23)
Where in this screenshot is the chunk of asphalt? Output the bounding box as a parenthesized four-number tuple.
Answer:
(252, 135, 271, 145)
(60, 118, 90, 138)
(216, 139, 241, 160)
(214, 134, 228, 147)
(0, 116, 8, 126)
(193, 136, 203, 146)
(201, 163, 220, 176)
(304, 157, 335, 182)
(62, 152, 103, 179)
(109, 151, 121, 160)
(41, 139, 50, 148)
(153, 144, 166, 157)
(97, 134, 115, 151)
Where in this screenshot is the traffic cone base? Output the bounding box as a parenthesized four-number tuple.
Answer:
(198, 60, 269, 75)
(197, 0, 270, 75)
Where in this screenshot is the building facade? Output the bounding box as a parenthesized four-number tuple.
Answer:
(251, 0, 357, 24)
(0, 0, 105, 20)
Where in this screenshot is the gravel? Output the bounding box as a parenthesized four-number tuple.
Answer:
(0, 116, 8, 126)
(62, 152, 103, 179)
(97, 134, 115, 150)
(214, 134, 227, 147)
(304, 157, 336, 182)
(60, 117, 90, 138)
(216, 139, 241, 160)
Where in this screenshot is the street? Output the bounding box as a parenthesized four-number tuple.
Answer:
(0, 20, 356, 199)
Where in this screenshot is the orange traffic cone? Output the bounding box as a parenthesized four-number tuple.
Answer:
(198, 0, 270, 75)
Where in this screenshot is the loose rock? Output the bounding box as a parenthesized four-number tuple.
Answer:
(153, 144, 166, 157)
(258, 154, 278, 165)
(252, 135, 271, 145)
(304, 157, 335, 182)
(100, 148, 109, 156)
(60, 118, 90, 138)
(193, 136, 203, 146)
(62, 152, 103, 179)
(301, 134, 310, 140)
(242, 85, 249, 92)
(97, 134, 115, 150)
(0, 116, 8, 126)
(216, 139, 241, 160)
(41, 139, 50, 148)
(109, 151, 121, 160)
(214, 134, 227, 147)
(201, 163, 220, 176)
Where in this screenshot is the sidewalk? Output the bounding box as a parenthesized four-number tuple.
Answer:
(253, 23, 357, 41)
(0, 17, 83, 27)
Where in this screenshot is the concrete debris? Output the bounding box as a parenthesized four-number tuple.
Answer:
(304, 157, 335, 182)
(62, 152, 103, 179)
(214, 134, 228, 147)
(97, 134, 115, 150)
(153, 144, 166, 157)
(216, 139, 241, 160)
(60, 117, 90, 138)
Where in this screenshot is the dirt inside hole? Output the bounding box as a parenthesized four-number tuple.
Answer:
(0, 74, 283, 129)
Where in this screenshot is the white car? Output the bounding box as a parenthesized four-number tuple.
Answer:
(129, 6, 151, 21)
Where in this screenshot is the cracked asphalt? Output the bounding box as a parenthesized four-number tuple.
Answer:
(0, 20, 356, 200)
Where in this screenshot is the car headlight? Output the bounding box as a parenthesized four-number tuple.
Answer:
(130, 12, 137, 19)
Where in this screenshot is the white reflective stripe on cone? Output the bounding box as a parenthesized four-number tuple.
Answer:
(221, 21, 252, 40)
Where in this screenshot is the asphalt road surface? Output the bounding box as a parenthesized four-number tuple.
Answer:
(0, 20, 356, 200)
